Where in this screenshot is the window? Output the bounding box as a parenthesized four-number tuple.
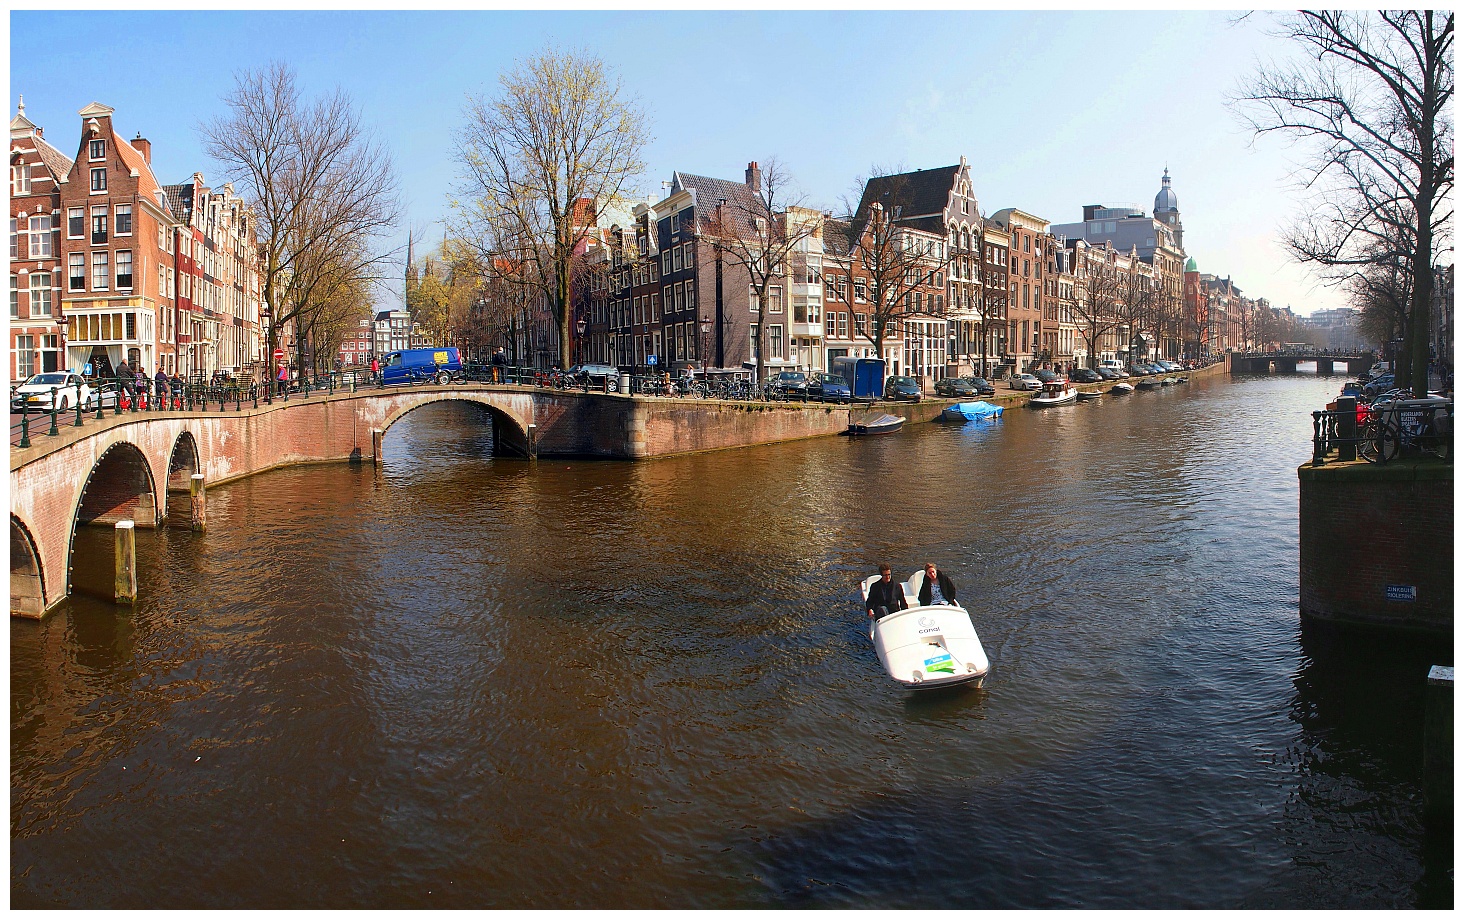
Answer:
(750, 324, 760, 359)
(116, 250, 133, 289)
(116, 204, 132, 235)
(90, 167, 107, 192)
(672, 246, 682, 273)
(685, 281, 695, 311)
(160, 265, 167, 299)
(661, 250, 670, 275)
(9, 275, 17, 318)
(12, 163, 31, 195)
(68, 208, 84, 238)
(92, 207, 108, 244)
(826, 312, 837, 336)
(767, 324, 784, 359)
(28, 215, 53, 258)
(16, 334, 34, 377)
(29, 272, 51, 316)
(849, 313, 860, 337)
(673, 284, 684, 313)
(89, 139, 105, 160)
(681, 243, 693, 270)
(854, 279, 867, 303)
(69, 254, 85, 291)
(8, 218, 15, 258)
(768, 285, 782, 314)
(749, 285, 760, 314)
(92, 252, 109, 290)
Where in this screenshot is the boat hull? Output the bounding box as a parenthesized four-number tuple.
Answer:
(870, 604, 989, 689)
(1076, 391, 1102, 401)
(1111, 383, 1133, 394)
(1029, 389, 1077, 407)
(942, 400, 1004, 422)
(848, 412, 905, 435)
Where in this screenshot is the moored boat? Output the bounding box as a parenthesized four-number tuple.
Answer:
(861, 574, 989, 690)
(1029, 379, 1078, 407)
(941, 400, 1004, 422)
(1076, 390, 1103, 401)
(1111, 382, 1134, 395)
(1136, 378, 1161, 390)
(847, 412, 905, 435)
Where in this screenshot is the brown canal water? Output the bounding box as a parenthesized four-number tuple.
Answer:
(11, 373, 1452, 908)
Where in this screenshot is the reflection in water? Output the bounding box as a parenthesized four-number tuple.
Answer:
(11, 380, 1451, 908)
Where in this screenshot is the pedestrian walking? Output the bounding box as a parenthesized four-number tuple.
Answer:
(277, 363, 289, 397)
(370, 356, 380, 385)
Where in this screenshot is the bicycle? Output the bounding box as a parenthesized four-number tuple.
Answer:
(1359, 398, 1452, 463)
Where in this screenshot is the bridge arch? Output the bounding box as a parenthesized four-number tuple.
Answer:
(166, 431, 202, 514)
(69, 440, 160, 600)
(11, 515, 45, 617)
(377, 393, 533, 457)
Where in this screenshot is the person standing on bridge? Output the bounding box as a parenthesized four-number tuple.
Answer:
(115, 358, 135, 399)
(492, 347, 507, 384)
(370, 356, 380, 385)
(277, 363, 289, 397)
(155, 368, 170, 404)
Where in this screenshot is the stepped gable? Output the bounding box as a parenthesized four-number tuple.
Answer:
(853, 164, 961, 233)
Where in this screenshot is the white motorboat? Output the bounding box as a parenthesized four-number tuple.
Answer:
(1029, 379, 1078, 408)
(861, 574, 989, 690)
(1111, 382, 1134, 395)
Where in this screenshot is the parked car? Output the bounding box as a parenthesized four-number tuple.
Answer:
(883, 375, 922, 401)
(1362, 374, 1396, 397)
(934, 376, 978, 398)
(568, 363, 620, 390)
(963, 376, 997, 396)
(1093, 367, 1119, 380)
(1008, 373, 1043, 391)
(1128, 364, 1155, 377)
(1070, 368, 1103, 383)
(769, 370, 809, 399)
(1156, 360, 1181, 372)
(12, 372, 95, 413)
(807, 372, 852, 403)
(1033, 369, 1061, 384)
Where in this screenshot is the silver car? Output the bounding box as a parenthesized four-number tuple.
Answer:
(1008, 373, 1043, 391)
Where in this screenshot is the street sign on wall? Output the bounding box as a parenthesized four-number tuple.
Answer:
(1385, 584, 1417, 602)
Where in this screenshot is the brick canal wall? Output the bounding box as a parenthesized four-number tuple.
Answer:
(1298, 460, 1453, 634)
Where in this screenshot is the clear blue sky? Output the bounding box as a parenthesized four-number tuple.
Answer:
(10, 10, 1340, 314)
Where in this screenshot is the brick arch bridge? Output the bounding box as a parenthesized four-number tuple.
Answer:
(7, 385, 664, 617)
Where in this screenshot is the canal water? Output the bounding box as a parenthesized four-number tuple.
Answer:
(11, 373, 1452, 908)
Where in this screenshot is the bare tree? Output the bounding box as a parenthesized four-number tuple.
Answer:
(453, 47, 649, 370)
(834, 170, 956, 372)
(1070, 246, 1125, 368)
(202, 62, 399, 385)
(1235, 10, 1453, 396)
(702, 158, 819, 383)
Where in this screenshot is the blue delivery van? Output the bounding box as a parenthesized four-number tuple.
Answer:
(381, 347, 463, 385)
(831, 356, 885, 400)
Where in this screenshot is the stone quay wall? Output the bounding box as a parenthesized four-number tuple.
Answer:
(1298, 460, 1453, 635)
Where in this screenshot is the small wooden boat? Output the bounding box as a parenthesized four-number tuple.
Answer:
(861, 574, 989, 690)
(1136, 378, 1161, 390)
(847, 412, 905, 435)
(941, 400, 1004, 422)
(1029, 379, 1078, 407)
(1076, 390, 1103, 401)
(1111, 382, 1134, 395)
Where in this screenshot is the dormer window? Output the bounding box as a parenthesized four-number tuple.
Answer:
(89, 139, 105, 160)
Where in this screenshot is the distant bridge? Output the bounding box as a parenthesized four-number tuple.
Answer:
(1229, 351, 1375, 376)
(9, 382, 848, 617)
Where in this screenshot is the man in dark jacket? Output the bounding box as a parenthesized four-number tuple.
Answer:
(491, 346, 508, 383)
(916, 562, 957, 607)
(115, 359, 135, 396)
(865, 565, 908, 620)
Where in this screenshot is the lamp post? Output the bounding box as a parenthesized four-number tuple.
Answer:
(699, 317, 712, 374)
(576, 317, 587, 366)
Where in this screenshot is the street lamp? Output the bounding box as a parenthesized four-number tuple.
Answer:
(699, 317, 712, 374)
(576, 317, 587, 365)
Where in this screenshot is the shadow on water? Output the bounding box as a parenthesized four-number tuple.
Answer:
(747, 617, 1453, 910)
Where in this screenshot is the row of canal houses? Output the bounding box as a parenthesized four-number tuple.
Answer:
(573, 158, 1270, 383)
(9, 99, 267, 383)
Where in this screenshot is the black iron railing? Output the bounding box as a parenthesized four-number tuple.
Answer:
(1313, 396, 1452, 465)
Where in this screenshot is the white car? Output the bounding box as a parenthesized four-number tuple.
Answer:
(11, 372, 96, 414)
(1008, 373, 1043, 391)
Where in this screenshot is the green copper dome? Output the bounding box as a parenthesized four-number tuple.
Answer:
(1185, 256, 1198, 272)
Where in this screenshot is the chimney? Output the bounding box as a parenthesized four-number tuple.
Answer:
(745, 161, 761, 191)
(132, 132, 151, 164)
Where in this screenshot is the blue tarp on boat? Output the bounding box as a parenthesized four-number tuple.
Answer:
(942, 400, 1004, 422)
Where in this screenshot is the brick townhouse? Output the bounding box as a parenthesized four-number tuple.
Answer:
(9, 98, 70, 380)
(57, 102, 178, 379)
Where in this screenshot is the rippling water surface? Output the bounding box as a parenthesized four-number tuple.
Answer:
(11, 373, 1452, 908)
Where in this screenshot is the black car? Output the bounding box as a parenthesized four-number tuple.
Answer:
(1033, 369, 1062, 384)
(768, 370, 809, 399)
(1070, 368, 1102, 383)
(934, 377, 978, 398)
(883, 375, 921, 401)
(807, 372, 852, 403)
(1093, 367, 1120, 380)
(965, 376, 997, 396)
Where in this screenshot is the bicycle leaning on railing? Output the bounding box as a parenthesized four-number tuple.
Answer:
(1313, 396, 1452, 465)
